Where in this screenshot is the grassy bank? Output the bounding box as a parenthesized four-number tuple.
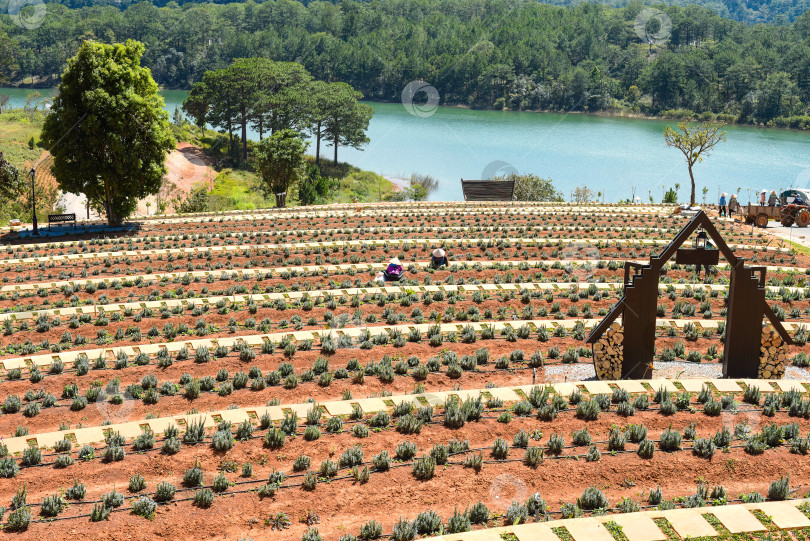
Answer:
(0, 109, 44, 170)
(0, 110, 59, 226)
(171, 123, 396, 211)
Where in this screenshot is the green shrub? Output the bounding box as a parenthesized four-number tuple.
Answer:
(154, 481, 176, 502)
(692, 438, 716, 459)
(414, 511, 441, 536)
(524, 446, 543, 467)
(637, 439, 655, 459)
(412, 456, 436, 480)
(768, 475, 791, 500)
(131, 496, 157, 518)
(578, 487, 608, 510)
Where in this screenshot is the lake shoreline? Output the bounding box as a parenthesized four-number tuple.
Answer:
(3, 86, 807, 133)
(384, 100, 810, 133)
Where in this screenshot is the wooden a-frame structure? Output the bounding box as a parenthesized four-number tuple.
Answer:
(585, 210, 793, 379)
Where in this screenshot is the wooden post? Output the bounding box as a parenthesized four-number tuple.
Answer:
(621, 267, 656, 379)
(723, 264, 766, 378)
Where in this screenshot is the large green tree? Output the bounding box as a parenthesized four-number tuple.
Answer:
(0, 152, 23, 200)
(664, 121, 727, 207)
(496, 173, 564, 202)
(322, 82, 373, 165)
(253, 129, 309, 208)
(41, 40, 175, 226)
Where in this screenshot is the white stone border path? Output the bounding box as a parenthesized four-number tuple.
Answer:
(1, 280, 807, 322)
(2, 377, 805, 454)
(0, 237, 793, 266)
(0, 224, 711, 253)
(4, 260, 807, 294)
(422, 499, 810, 541)
(2, 316, 803, 372)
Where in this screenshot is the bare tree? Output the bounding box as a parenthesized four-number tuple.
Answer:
(665, 122, 727, 207)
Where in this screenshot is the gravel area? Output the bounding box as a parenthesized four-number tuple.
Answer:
(544, 363, 597, 382)
(540, 360, 810, 382)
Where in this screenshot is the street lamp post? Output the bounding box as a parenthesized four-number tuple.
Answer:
(29, 168, 39, 237)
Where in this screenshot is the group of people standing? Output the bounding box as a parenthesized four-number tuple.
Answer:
(717, 192, 739, 217)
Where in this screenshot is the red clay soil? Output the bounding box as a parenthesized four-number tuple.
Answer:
(2, 205, 809, 540)
(14, 409, 810, 540)
(136, 143, 216, 216)
(0, 332, 798, 437)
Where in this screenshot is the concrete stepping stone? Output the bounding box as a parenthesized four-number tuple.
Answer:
(707, 506, 767, 533)
(34, 432, 67, 449)
(286, 403, 317, 417)
(775, 380, 806, 392)
(657, 508, 717, 538)
(740, 379, 775, 392)
(217, 409, 250, 424)
(73, 426, 106, 445)
(613, 380, 648, 393)
(486, 388, 521, 401)
(146, 417, 179, 435)
(583, 381, 612, 395)
(678, 379, 711, 393)
(355, 398, 388, 413)
(563, 518, 616, 541)
(712, 380, 742, 393)
(552, 383, 577, 397)
(511, 522, 559, 541)
(114, 422, 145, 438)
(748, 501, 810, 529)
(323, 401, 356, 416)
(602, 513, 667, 541)
(419, 392, 448, 406)
(646, 379, 679, 393)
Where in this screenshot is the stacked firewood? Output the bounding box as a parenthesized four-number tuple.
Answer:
(758, 327, 787, 379)
(593, 323, 623, 380)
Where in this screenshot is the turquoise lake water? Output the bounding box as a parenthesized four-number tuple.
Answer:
(4, 87, 809, 202)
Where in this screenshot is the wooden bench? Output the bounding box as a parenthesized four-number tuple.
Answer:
(460, 179, 515, 201)
(48, 213, 76, 229)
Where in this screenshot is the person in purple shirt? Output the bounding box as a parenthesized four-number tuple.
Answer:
(383, 257, 404, 282)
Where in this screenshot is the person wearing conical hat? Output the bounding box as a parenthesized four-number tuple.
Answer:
(768, 190, 778, 206)
(430, 248, 448, 269)
(383, 257, 404, 282)
(760, 190, 767, 206)
(718, 192, 727, 217)
(728, 193, 738, 216)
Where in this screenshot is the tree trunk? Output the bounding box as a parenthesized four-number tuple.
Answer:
(103, 179, 119, 226)
(315, 121, 321, 166)
(333, 133, 339, 166)
(240, 106, 248, 161)
(258, 117, 263, 141)
(688, 163, 696, 207)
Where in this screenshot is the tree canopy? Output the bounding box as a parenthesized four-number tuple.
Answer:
(5, 0, 810, 126)
(184, 59, 372, 164)
(0, 151, 23, 201)
(40, 39, 176, 225)
(253, 128, 309, 207)
(496, 173, 565, 202)
(664, 121, 727, 206)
